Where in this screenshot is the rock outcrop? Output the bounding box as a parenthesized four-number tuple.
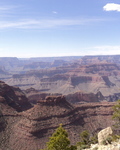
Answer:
(0, 82, 115, 150)
(85, 140, 120, 150)
(8, 100, 115, 150)
(0, 81, 32, 111)
(24, 88, 61, 104)
(98, 127, 113, 145)
(0, 87, 115, 150)
(24, 88, 104, 104)
(66, 91, 104, 103)
(85, 127, 120, 150)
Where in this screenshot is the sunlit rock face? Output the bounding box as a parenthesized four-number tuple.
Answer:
(3, 62, 120, 101)
(98, 127, 113, 145)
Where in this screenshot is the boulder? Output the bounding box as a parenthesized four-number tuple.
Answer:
(98, 127, 113, 145)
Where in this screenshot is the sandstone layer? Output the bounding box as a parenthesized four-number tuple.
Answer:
(3, 63, 120, 100)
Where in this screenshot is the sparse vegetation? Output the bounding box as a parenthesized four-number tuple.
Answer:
(102, 134, 120, 146)
(102, 135, 113, 145)
(92, 147, 98, 150)
(77, 130, 98, 149)
(111, 134, 120, 141)
(90, 134, 98, 144)
(112, 99, 120, 129)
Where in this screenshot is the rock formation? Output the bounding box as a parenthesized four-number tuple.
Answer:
(98, 127, 113, 145)
(7, 100, 115, 150)
(0, 81, 32, 112)
(66, 91, 104, 103)
(84, 127, 120, 150)
(0, 82, 116, 150)
(3, 62, 120, 102)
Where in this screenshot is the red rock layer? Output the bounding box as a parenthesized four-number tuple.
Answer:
(1, 96, 115, 150)
(0, 81, 32, 111)
(0, 82, 116, 150)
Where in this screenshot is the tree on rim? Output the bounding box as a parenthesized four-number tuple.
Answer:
(40, 124, 76, 150)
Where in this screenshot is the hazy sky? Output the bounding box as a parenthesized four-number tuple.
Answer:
(0, 0, 120, 58)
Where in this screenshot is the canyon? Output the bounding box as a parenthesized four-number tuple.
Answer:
(1, 55, 120, 102)
(0, 55, 120, 149)
(0, 81, 115, 150)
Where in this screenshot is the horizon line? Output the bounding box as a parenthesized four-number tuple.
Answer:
(0, 54, 120, 59)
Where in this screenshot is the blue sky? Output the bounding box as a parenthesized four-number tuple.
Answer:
(0, 0, 120, 58)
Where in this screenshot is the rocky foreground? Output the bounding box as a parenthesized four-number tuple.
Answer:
(0, 81, 116, 150)
(84, 127, 120, 150)
(84, 140, 120, 150)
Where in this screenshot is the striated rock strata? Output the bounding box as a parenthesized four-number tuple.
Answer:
(0, 91, 115, 150)
(0, 81, 32, 111)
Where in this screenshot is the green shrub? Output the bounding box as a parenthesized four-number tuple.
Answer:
(77, 144, 89, 150)
(102, 134, 120, 145)
(92, 147, 98, 150)
(106, 136, 113, 144)
(77, 130, 98, 149)
(102, 139, 107, 145)
(111, 134, 120, 142)
(90, 134, 98, 144)
(112, 99, 120, 129)
(79, 130, 90, 145)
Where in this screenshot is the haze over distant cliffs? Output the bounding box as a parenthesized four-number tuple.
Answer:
(1, 55, 120, 103)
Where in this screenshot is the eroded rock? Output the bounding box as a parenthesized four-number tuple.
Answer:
(98, 127, 113, 145)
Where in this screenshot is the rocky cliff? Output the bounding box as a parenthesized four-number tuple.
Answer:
(3, 62, 120, 100)
(80, 55, 120, 65)
(24, 88, 104, 104)
(0, 82, 115, 150)
(0, 81, 32, 112)
(66, 91, 104, 103)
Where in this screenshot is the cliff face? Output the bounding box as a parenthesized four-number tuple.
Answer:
(0, 82, 115, 150)
(24, 88, 103, 104)
(3, 63, 120, 99)
(6, 100, 115, 150)
(80, 55, 120, 65)
(1, 56, 120, 103)
(0, 81, 32, 112)
(66, 91, 104, 103)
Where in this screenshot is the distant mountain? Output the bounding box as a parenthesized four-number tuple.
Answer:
(3, 62, 120, 100)
(81, 55, 120, 65)
(29, 56, 82, 62)
(0, 56, 82, 74)
(1, 55, 120, 102)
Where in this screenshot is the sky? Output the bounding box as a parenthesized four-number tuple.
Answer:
(0, 0, 120, 58)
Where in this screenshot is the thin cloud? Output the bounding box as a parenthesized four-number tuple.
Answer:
(52, 11, 58, 14)
(44, 46, 120, 56)
(0, 5, 18, 11)
(0, 5, 21, 18)
(90, 46, 120, 55)
(0, 7, 10, 11)
(0, 18, 107, 30)
(103, 3, 120, 12)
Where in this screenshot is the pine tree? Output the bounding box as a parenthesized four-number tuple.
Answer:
(41, 124, 77, 150)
